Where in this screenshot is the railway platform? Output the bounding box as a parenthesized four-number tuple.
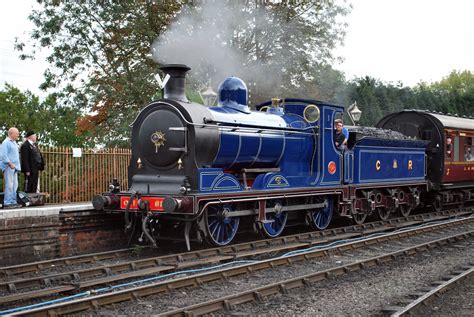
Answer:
(0, 202, 92, 219)
(0, 202, 127, 267)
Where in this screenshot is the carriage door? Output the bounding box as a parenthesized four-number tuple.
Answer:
(343, 151, 353, 184)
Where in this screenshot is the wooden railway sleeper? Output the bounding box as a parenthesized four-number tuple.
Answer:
(253, 291, 263, 303)
(2, 213, 469, 307)
(279, 284, 289, 294)
(7, 283, 16, 293)
(224, 299, 234, 311)
(183, 310, 194, 317)
(43, 278, 52, 287)
(102, 268, 113, 276)
(12, 228, 472, 316)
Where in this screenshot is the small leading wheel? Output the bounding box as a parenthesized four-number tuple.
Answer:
(398, 204, 412, 217)
(376, 207, 390, 221)
(353, 212, 367, 225)
(260, 200, 288, 238)
(308, 196, 333, 230)
(204, 204, 240, 246)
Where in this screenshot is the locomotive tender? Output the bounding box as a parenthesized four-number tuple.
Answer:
(93, 64, 471, 249)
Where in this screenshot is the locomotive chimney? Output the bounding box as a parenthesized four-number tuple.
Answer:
(159, 64, 191, 102)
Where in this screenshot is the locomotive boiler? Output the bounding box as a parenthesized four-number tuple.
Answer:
(93, 64, 430, 249)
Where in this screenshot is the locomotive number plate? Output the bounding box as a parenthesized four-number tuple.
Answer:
(120, 196, 165, 211)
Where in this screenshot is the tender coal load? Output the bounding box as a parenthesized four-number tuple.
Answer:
(349, 126, 412, 140)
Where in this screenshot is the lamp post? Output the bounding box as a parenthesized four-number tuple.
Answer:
(199, 86, 217, 107)
(347, 101, 362, 125)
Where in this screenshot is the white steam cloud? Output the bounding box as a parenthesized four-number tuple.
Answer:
(151, 1, 289, 104)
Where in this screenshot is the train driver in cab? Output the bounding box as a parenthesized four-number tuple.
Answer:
(334, 119, 348, 150)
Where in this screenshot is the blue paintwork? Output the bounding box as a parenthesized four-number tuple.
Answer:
(352, 138, 426, 184)
(206, 203, 240, 246)
(318, 105, 344, 186)
(217, 77, 250, 113)
(252, 173, 290, 190)
(310, 196, 333, 230)
(344, 151, 354, 184)
(261, 204, 288, 237)
(198, 168, 243, 192)
(196, 93, 427, 194)
(209, 105, 314, 172)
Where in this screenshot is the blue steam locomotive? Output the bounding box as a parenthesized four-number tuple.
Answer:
(93, 64, 428, 249)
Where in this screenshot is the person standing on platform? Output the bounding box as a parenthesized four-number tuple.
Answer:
(0, 127, 21, 208)
(20, 131, 45, 193)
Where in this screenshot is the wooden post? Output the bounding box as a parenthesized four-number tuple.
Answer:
(65, 147, 69, 202)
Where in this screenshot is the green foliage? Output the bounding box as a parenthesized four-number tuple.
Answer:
(17, 1, 183, 145)
(17, 1, 351, 143)
(0, 84, 88, 146)
(425, 70, 474, 116)
(343, 70, 474, 126)
(131, 244, 145, 257)
(14, 1, 473, 135)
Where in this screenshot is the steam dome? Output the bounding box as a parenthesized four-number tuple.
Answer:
(217, 77, 249, 113)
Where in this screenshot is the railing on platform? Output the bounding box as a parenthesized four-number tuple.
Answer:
(36, 147, 131, 204)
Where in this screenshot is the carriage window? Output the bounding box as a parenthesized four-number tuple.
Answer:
(464, 137, 473, 161)
(454, 136, 460, 161)
(446, 137, 452, 157)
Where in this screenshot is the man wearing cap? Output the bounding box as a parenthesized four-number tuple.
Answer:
(20, 131, 44, 193)
(1, 127, 21, 208)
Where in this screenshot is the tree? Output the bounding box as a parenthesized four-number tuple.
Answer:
(0, 84, 88, 146)
(17, 1, 183, 146)
(344, 70, 474, 127)
(17, 1, 351, 143)
(153, 0, 351, 104)
(428, 70, 474, 116)
(344, 77, 384, 126)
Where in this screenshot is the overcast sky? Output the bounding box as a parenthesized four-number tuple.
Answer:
(1, 0, 473, 97)
(336, 0, 474, 86)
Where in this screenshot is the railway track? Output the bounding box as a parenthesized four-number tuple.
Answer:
(0, 208, 466, 280)
(2, 213, 472, 316)
(0, 209, 469, 308)
(382, 265, 473, 316)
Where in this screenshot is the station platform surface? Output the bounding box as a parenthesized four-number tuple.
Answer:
(0, 202, 93, 219)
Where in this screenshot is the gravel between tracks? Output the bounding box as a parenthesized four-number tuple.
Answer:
(409, 275, 473, 316)
(83, 222, 473, 316)
(228, 241, 473, 316)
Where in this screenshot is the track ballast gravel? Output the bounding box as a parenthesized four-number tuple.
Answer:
(82, 221, 473, 316)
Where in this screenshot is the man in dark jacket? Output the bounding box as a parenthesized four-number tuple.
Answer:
(20, 131, 45, 193)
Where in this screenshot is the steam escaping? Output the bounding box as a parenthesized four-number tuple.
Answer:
(152, 1, 288, 104)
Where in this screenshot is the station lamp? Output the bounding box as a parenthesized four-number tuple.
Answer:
(347, 101, 362, 125)
(199, 85, 217, 107)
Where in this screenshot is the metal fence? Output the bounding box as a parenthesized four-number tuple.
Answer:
(28, 147, 131, 204)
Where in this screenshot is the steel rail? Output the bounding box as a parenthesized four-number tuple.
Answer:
(159, 231, 473, 317)
(385, 266, 473, 317)
(8, 218, 472, 316)
(0, 209, 470, 305)
(0, 247, 149, 278)
(0, 208, 467, 280)
(0, 220, 397, 304)
(0, 209, 468, 302)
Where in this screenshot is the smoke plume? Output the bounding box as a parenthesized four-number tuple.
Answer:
(152, 1, 291, 104)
